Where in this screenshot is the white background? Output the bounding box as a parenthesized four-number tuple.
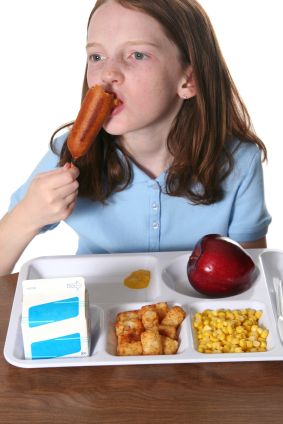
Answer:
(0, 0, 282, 273)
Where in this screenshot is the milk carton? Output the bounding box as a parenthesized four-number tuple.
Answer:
(21, 277, 90, 359)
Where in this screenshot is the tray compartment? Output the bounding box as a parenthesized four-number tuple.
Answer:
(88, 305, 103, 355)
(105, 302, 189, 357)
(25, 255, 161, 303)
(10, 304, 103, 362)
(189, 300, 275, 354)
(161, 254, 205, 298)
(260, 250, 283, 321)
(260, 250, 283, 282)
(12, 314, 25, 360)
(162, 252, 262, 300)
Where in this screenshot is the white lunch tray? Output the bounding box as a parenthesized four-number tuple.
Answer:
(4, 249, 283, 368)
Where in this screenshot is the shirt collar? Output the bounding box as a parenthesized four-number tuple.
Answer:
(130, 158, 167, 187)
(116, 145, 168, 187)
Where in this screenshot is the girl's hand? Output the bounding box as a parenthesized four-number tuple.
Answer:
(19, 163, 80, 232)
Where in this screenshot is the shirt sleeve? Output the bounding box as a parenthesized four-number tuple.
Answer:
(228, 147, 271, 242)
(8, 133, 67, 232)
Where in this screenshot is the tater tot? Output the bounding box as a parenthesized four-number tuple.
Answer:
(138, 304, 157, 319)
(141, 310, 159, 330)
(162, 336, 179, 355)
(141, 330, 163, 355)
(158, 324, 177, 340)
(115, 318, 144, 337)
(155, 302, 169, 321)
(117, 310, 140, 322)
(117, 335, 143, 356)
(161, 306, 186, 327)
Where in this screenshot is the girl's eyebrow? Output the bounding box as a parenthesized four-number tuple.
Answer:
(86, 40, 159, 49)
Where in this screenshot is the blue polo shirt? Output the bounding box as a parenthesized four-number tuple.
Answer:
(9, 134, 271, 253)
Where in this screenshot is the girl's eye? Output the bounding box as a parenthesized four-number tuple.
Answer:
(89, 54, 103, 62)
(132, 51, 146, 60)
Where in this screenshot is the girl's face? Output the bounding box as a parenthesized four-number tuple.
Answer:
(87, 0, 190, 140)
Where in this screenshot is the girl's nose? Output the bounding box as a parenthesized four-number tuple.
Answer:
(101, 60, 124, 85)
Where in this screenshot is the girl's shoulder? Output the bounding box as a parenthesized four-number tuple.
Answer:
(32, 131, 68, 173)
(8, 132, 69, 216)
(228, 138, 262, 168)
(52, 132, 69, 154)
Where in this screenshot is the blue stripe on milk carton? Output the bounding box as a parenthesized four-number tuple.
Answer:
(31, 333, 81, 359)
(28, 297, 79, 327)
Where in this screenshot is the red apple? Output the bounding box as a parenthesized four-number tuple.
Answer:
(187, 234, 256, 297)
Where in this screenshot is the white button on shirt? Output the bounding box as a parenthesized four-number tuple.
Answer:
(152, 202, 158, 210)
(8, 134, 271, 255)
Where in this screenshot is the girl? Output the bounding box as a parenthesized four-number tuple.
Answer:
(0, 0, 271, 276)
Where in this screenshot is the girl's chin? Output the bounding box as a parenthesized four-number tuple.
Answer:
(104, 131, 122, 137)
(103, 121, 131, 137)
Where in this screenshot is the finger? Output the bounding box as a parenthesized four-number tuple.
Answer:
(35, 166, 79, 190)
(63, 163, 71, 170)
(54, 180, 79, 200)
(67, 199, 77, 213)
(65, 189, 78, 206)
(63, 197, 77, 218)
(69, 165, 80, 180)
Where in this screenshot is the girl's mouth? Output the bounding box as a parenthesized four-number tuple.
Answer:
(111, 97, 124, 116)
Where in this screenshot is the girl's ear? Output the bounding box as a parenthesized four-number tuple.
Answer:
(178, 66, 197, 99)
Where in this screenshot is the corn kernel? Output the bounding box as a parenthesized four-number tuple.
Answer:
(255, 310, 263, 319)
(246, 340, 253, 348)
(239, 340, 247, 350)
(227, 325, 233, 335)
(261, 329, 269, 339)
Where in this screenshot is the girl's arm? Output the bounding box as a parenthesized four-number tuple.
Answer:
(241, 237, 267, 249)
(0, 165, 79, 277)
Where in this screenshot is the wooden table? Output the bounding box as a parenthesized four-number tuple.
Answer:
(1, 274, 283, 424)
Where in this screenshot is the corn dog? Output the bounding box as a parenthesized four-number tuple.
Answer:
(67, 85, 117, 160)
